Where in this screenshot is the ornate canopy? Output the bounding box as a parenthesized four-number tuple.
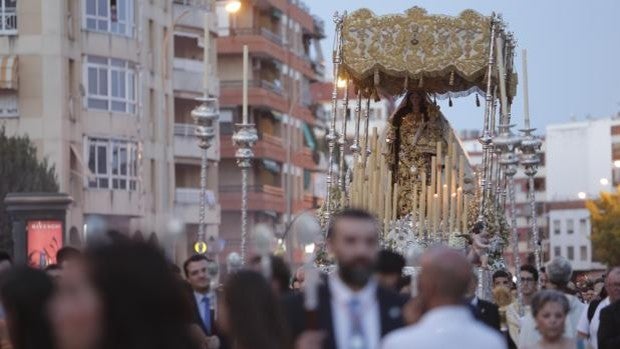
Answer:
(340, 7, 516, 98)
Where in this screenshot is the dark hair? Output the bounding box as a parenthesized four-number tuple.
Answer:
(520, 264, 539, 281)
(223, 270, 291, 349)
(327, 208, 377, 238)
(249, 255, 292, 294)
(377, 250, 405, 274)
(183, 254, 209, 278)
(492, 270, 511, 282)
(0, 267, 55, 349)
(471, 221, 485, 234)
(531, 290, 569, 317)
(0, 250, 12, 264)
(56, 246, 81, 265)
(44, 264, 60, 272)
(87, 236, 199, 349)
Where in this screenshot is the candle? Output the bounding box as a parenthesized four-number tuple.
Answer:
(450, 192, 457, 232)
(456, 187, 463, 232)
(433, 193, 439, 235)
(462, 194, 469, 233)
(426, 186, 432, 234)
(242, 45, 249, 124)
(392, 183, 399, 221)
(495, 36, 509, 125)
(420, 171, 426, 235)
(203, 14, 210, 92)
(442, 184, 448, 235)
(430, 156, 437, 199)
(522, 48, 531, 129)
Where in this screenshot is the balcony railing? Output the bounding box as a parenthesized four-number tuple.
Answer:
(220, 79, 284, 96)
(231, 27, 283, 46)
(219, 184, 284, 196)
(0, 7, 17, 34)
(175, 187, 216, 205)
(174, 123, 198, 137)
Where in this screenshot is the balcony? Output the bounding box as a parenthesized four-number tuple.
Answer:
(174, 188, 221, 224)
(220, 184, 285, 213)
(219, 80, 316, 125)
(173, 2, 217, 33)
(0, 6, 17, 35)
(220, 131, 286, 162)
(218, 28, 317, 80)
(173, 58, 219, 96)
(174, 123, 220, 161)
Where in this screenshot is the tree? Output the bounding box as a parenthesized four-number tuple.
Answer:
(586, 189, 620, 266)
(0, 127, 59, 252)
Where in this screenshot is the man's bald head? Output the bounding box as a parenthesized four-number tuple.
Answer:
(419, 247, 472, 306)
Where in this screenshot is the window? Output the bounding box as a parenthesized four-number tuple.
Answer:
(86, 137, 138, 191)
(567, 246, 574, 261)
(554, 246, 561, 257)
(0, 0, 17, 34)
(580, 245, 587, 261)
(85, 56, 136, 113)
(84, 0, 134, 37)
(566, 219, 574, 234)
(553, 220, 561, 235)
(579, 218, 587, 234)
(0, 90, 18, 117)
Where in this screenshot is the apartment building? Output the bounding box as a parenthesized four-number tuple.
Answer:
(545, 116, 618, 271)
(214, 0, 325, 257)
(0, 0, 220, 263)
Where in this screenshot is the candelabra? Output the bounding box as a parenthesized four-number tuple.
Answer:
(191, 96, 219, 248)
(495, 125, 523, 315)
(232, 123, 257, 264)
(520, 129, 542, 289)
(324, 12, 345, 231)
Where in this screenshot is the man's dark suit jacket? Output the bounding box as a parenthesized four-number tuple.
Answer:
(284, 281, 407, 349)
(598, 300, 620, 349)
(470, 298, 501, 330)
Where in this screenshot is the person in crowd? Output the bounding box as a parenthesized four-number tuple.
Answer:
(50, 234, 201, 349)
(381, 247, 506, 349)
(597, 266, 620, 349)
(397, 275, 411, 295)
(519, 258, 585, 347)
(183, 254, 216, 336)
(219, 270, 290, 349)
(44, 264, 62, 280)
(505, 265, 539, 346)
(375, 250, 406, 292)
(540, 267, 549, 290)
(578, 266, 620, 349)
(0, 267, 55, 349)
(493, 270, 513, 289)
(292, 266, 305, 290)
(466, 269, 500, 330)
(249, 254, 292, 296)
(0, 252, 12, 275)
(286, 208, 406, 349)
(56, 247, 81, 269)
(523, 290, 587, 349)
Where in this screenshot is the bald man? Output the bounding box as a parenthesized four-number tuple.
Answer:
(381, 247, 507, 349)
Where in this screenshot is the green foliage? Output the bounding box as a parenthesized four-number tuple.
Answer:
(586, 190, 620, 266)
(0, 127, 59, 252)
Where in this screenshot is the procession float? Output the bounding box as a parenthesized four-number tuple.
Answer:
(308, 7, 543, 313)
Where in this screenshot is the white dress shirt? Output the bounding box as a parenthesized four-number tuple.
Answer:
(329, 274, 381, 349)
(576, 297, 609, 349)
(381, 305, 507, 349)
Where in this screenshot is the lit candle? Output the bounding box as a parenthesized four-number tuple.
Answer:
(242, 45, 249, 124)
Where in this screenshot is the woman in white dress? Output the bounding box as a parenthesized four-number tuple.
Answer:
(524, 290, 587, 349)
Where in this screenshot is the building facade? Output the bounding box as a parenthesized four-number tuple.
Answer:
(460, 130, 549, 270)
(214, 0, 325, 259)
(545, 116, 617, 271)
(0, 0, 220, 263)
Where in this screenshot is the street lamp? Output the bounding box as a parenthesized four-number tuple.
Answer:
(224, 0, 241, 13)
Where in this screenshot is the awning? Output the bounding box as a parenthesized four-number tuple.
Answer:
(0, 56, 18, 89)
(301, 122, 317, 151)
(261, 159, 281, 173)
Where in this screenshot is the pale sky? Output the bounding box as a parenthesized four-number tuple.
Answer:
(310, 0, 620, 132)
